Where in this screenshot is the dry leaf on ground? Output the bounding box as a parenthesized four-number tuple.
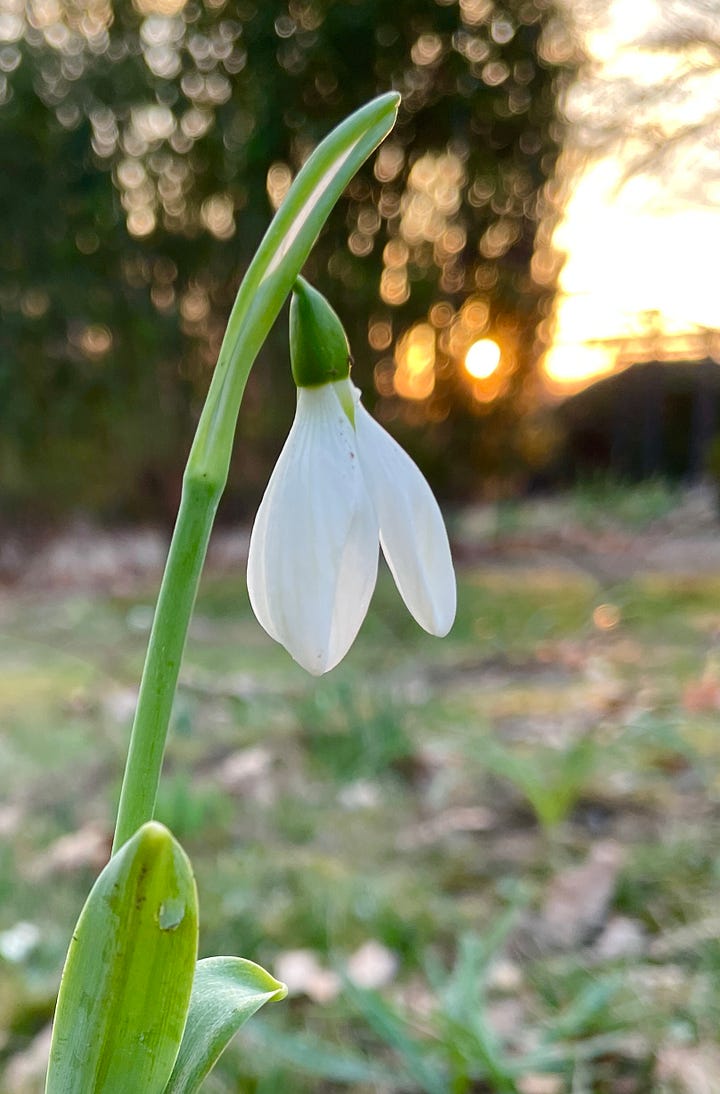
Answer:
(656, 1043, 720, 1094)
(536, 840, 623, 951)
(346, 940, 398, 990)
(25, 823, 110, 880)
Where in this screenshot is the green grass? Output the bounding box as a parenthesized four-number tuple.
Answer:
(2, 537, 720, 1091)
(570, 475, 682, 529)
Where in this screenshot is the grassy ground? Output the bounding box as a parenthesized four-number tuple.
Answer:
(2, 485, 720, 1092)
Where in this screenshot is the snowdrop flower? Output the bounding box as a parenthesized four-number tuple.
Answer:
(247, 279, 456, 675)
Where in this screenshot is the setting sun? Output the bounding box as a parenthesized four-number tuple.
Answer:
(541, 0, 720, 395)
(465, 339, 501, 380)
(542, 160, 720, 393)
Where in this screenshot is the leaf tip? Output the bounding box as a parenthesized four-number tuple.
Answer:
(377, 89, 401, 123)
(137, 819, 173, 847)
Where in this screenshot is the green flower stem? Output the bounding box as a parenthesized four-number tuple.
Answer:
(112, 92, 400, 853)
(112, 475, 220, 852)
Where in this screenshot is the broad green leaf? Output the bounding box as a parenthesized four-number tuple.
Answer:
(46, 822, 198, 1094)
(164, 957, 287, 1094)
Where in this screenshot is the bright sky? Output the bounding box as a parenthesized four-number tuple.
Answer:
(542, 0, 720, 393)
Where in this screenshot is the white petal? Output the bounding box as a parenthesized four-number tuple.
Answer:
(354, 398, 456, 636)
(247, 385, 379, 674)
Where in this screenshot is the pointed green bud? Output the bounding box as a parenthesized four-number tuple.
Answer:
(290, 277, 352, 388)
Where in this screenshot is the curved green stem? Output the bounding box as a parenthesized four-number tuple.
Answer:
(112, 92, 400, 853)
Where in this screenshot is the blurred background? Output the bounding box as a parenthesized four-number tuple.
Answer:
(2, 0, 718, 525)
(4, 0, 720, 1091)
(1, 0, 572, 523)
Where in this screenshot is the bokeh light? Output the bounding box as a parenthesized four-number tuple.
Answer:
(394, 323, 436, 401)
(0, 0, 571, 514)
(465, 338, 501, 380)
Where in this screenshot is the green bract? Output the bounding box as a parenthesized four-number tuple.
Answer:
(46, 822, 198, 1094)
(290, 276, 352, 388)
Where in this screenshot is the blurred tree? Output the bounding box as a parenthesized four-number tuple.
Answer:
(0, 0, 573, 520)
(561, 0, 720, 200)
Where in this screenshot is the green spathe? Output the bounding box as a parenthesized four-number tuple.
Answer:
(46, 822, 198, 1094)
(290, 276, 351, 388)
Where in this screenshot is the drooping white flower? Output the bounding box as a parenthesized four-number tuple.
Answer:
(247, 381, 378, 675)
(247, 377, 456, 675)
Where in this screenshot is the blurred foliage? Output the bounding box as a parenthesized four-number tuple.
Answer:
(473, 732, 601, 831)
(0, 0, 573, 519)
(4, 519, 720, 1088)
(299, 681, 413, 782)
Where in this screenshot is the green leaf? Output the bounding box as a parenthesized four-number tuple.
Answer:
(164, 957, 287, 1094)
(342, 980, 447, 1094)
(46, 822, 198, 1094)
(243, 1022, 404, 1085)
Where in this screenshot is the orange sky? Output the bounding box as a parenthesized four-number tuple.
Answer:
(541, 0, 720, 393)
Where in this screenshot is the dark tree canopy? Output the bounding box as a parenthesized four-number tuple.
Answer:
(0, 0, 570, 519)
